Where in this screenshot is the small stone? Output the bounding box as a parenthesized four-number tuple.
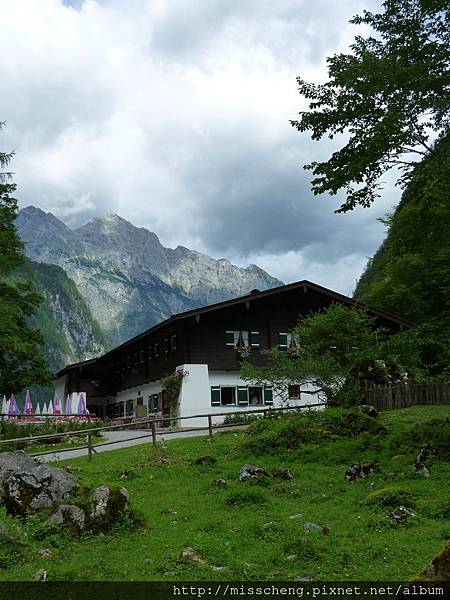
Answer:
(304, 522, 329, 534)
(39, 549, 52, 558)
(144, 558, 151, 564)
(389, 506, 416, 523)
(210, 565, 225, 571)
(286, 554, 297, 560)
(239, 464, 267, 481)
(214, 479, 227, 487)
(345, 461, 377, 483)
(272, 468, 294, 480)
(289, 513, 302, 520)
(180, 547, 206, 564)
(295, 576, 314, 582)
(34, 569, 48, 582)
(412, 462, 430, 478)
(193, 456, 217, 466)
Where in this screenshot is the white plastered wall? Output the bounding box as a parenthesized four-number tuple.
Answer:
(177, 365, 323, 428)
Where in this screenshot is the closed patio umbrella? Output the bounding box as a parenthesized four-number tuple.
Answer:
(1, 395, 7, 416)
(78, 393, 87, 415)
(53, 394, 62, 415)
(24, 390, 34, 415)
(8, 394, 19, 417)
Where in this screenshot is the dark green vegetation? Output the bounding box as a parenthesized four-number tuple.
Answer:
(0, 405, 448, 581)
(0, 420, 104, 454)
(29, 261, 108, 372)
(241, 304, 419, 407)
(0, 124, 52, 394)
(292, 0, 450, 212)
(355, 133, 450, 379)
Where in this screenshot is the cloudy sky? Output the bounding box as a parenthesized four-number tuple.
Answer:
(0, 0, 397, 295)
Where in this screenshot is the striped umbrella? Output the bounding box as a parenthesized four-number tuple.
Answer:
(53, 394, 62, 415)
(8, 394, 19, 416)
(78, 393, 87, 415)
(1, 395, 7, 416)
(24, 390, 34, 415)
(42, 402, 48, 415)
(47, 399, 54, 415)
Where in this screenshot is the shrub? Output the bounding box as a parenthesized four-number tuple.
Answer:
(223, 413, 261, 425)
(241, 407, 383, 454)
(366, 487, 415, 508)
(391, 418, 450, 459)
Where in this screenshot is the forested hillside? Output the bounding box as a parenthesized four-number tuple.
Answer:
(354, 133, 450, 378)
(28, 261, 108, 372)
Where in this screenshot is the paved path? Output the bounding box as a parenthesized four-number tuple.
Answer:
(37, 426, 245, 463)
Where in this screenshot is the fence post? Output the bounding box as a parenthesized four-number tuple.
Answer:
(208, 415, 213, 439)
(87, 431, 93, 462)
(151, 421, 157, 447)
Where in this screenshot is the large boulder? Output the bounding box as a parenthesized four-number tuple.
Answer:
(0, 451, 76, 516)
(90, 485, 130, 532)
(46, 504, 86, 536)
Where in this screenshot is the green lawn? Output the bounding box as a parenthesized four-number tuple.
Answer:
(0, 405, 449, 581)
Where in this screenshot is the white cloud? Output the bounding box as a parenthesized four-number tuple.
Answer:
(1, 0, 390, 291)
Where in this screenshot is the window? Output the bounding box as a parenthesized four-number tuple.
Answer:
(248, 387, 263, 406)
(288, 385, 301, 400)
(163, 338, 169, 354)
(154, 342, 160, 358)
(125, 399, 134, 416)
(171, 334, 177, 351)
(122, 358, 126, 372)
(220, 387, 236, 406)
(226, 330, 258, 348)
(148, 394, 160, 412)
(139, 350, 145, 364)
(127, 356, 131, 369)
(278, 332, 299, 351)
(133, 353, 138, 367)
(148, 345, 152, 361)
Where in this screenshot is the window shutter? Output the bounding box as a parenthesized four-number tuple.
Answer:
(264, 387, 274, 405)
(278, 333, 288, 350)
(237, 386, 249, 406)
(250, 331, 260, 348)
(211, 387, 221, 407)
(226, 331, 235, 347)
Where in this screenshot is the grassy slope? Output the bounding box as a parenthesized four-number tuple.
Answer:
(0, 405, 448, 581)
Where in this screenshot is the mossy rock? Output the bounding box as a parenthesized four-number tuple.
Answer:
(366, 487, 415, 508)
(89, 485, 130, 533)
(415, 541, 450, 582)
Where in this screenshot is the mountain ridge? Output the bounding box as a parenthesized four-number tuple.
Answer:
(16, 206, 283, 362)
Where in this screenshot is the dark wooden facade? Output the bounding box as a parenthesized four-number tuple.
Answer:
(57, 280, 410, 410)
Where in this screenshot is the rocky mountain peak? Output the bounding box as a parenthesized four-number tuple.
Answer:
(16, 206, 283, 346)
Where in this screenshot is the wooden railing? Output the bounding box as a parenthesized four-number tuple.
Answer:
(0, 403, 324, 461)
(363, 382, 450, 411)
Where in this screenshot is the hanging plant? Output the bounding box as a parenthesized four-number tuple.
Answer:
(161, 369, 189, 420)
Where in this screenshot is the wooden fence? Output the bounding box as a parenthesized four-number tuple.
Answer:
(0, 403, 323, 461)
(363, 382, 450, 411)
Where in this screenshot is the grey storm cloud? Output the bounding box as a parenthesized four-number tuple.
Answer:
(0, 0, 391, 294)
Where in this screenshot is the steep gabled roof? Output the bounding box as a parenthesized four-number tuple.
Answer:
(56, 279, 412, 377)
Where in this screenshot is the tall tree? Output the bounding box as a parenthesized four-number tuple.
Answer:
(241, 304, 417, 407)
(355, 132, 450, 378)
(291, 0, 450, 212)
(0, 122, 53, 395)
